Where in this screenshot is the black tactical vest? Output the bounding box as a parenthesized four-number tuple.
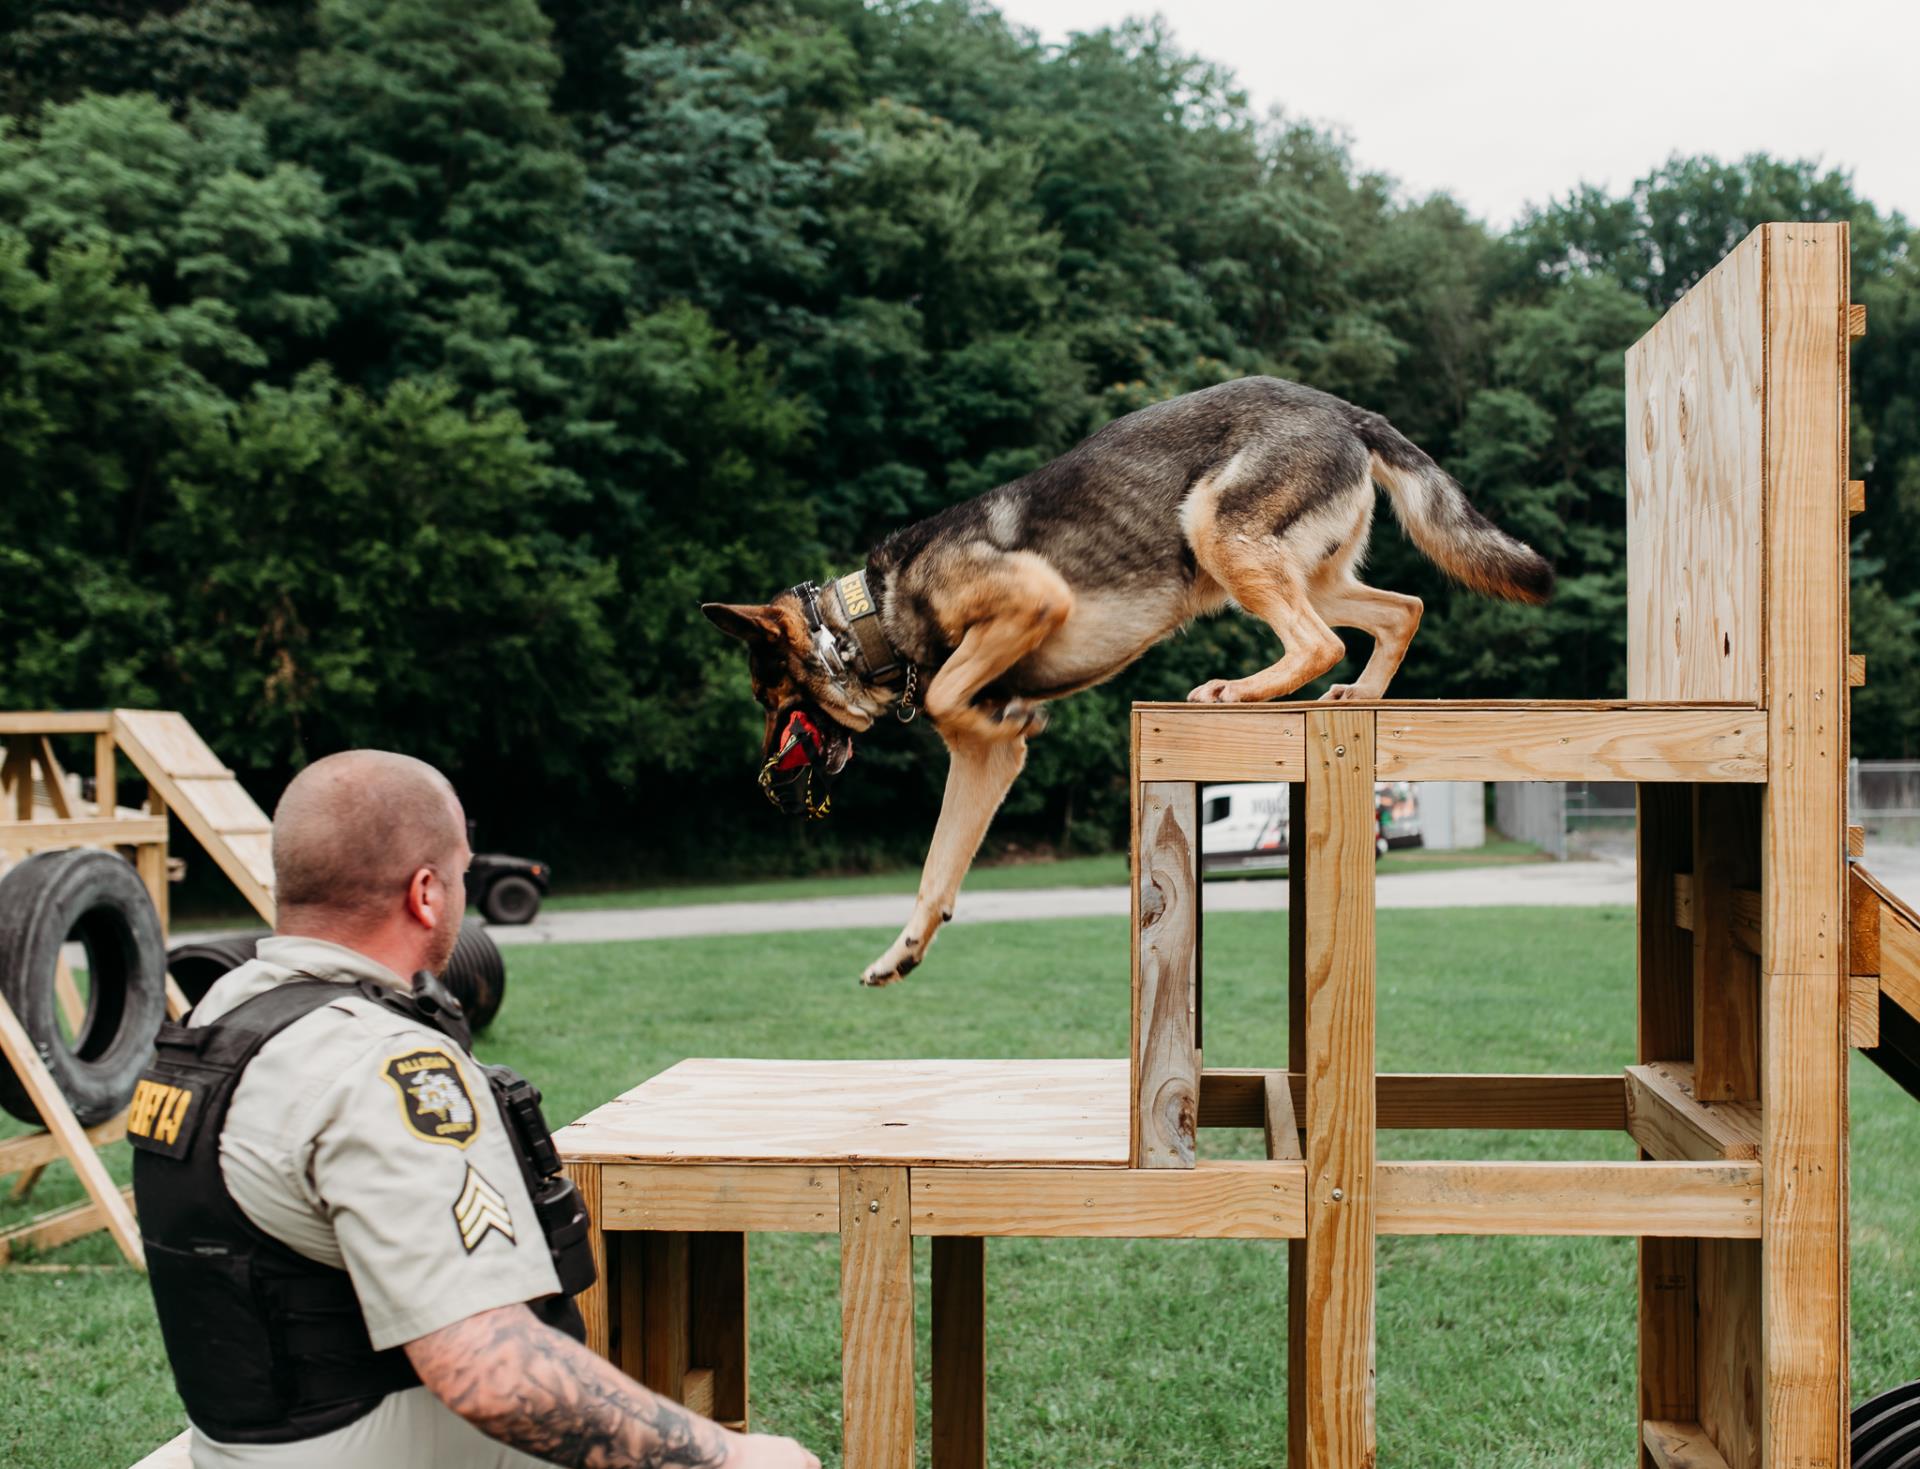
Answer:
(129, 973, 586, 1445)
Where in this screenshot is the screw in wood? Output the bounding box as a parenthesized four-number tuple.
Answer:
(869, 1199, 880, 1213)
(1330, 1187, 1344, 1202)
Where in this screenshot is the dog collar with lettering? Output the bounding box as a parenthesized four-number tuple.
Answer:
(793, 569, 907, 688)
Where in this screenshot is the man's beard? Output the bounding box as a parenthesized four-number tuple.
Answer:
(423, 913, 460, 977)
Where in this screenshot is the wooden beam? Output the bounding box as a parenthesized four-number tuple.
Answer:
(34, 737, 72, 819)
(688, 1232, 748, 1428)
(112, 711, 276, 925)
(564, 1163, 610, 1358)
(93, 733, 116, 816)
(1850, 869, 1881, 975)
(1375, 1161, 1760, 1237)
(841, 1167, 913, 1469)
(1624, 1063, 1761, 1162)
(0, 1186, 137, 1265)
(1846, 479, 1866, 515)
(1674, 873, 1694, 931)
(1643, 1419, 1734, 1469)
(1879, 897, 1920, 1024)
(1263, 1072, 1301, 1160)
(931, 1237, 986, 1469)
(1375, 706, 1765, 782)
(910, 1161, 1308, 1239)
(0, 1116, 126, 1179)
(1758, 219, 1849, 1469)
(0, 995, 142, 1267)
(0, 817, 168, 849)
(1850, 975, 1880, 1048)
(0, 712, 113, 735)
(1199, 1070, 1627, 1132)
(1133, 783, 1200, 1168)
(1135, 706, 1307, 781)
(1300, 708, 1376, 1469)
(678, 1367, 714, 1418)
(1850, 824, 1866, 858)
(1692, 785, 1761, 1100)
(597, 1165, 839, 1233)
(1848, 653, 1867, 687)
(638, 1231, 690, 1399)
(1849, 302, 1867, 338)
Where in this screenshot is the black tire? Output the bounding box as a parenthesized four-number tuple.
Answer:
(442, 924, 507, 1032)
(0, 849, 168, 1127)
(1855, 1380, 1920, 1469)
(169, 925, 507, 1033)
(167, 931, 272, 1008)
(481, 874, 542, 926)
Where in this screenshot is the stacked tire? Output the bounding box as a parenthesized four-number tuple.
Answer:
(168, 923, 509, 1032)
(0, 848, 168, 1126)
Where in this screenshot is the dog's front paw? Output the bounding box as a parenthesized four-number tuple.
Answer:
(861, 933, 926, 987)
(994, 699, 1049, 737)
(1187, 678, 1234, 703)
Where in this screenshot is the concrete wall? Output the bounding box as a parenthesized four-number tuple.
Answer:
(1493, 782, 1567, 860)
(1414, 782, 1485, 851)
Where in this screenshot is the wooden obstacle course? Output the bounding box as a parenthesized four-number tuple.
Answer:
(0, 710, 278, 1267)
(556, 223, 1888, 1469)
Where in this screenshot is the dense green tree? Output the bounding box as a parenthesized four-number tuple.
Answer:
(1, 0, 1915, 877)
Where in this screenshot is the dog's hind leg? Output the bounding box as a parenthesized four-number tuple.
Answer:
(861, 735, 1029, 987)
(1185, 530, 1347, 704)
(1311, 576, 1424, 700)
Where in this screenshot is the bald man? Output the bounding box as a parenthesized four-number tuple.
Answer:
(130, 751, 818, 1469)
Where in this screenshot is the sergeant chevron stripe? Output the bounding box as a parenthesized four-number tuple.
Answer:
(452, 1164, 515, 1253)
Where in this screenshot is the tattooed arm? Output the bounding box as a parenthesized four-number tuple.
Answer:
(405, 1303, 820, 1469)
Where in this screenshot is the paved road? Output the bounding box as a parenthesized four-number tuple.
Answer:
(485, 856, 1643, 947)
(169, 840, 1920, 953)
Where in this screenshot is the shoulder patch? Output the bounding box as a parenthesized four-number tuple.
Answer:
(452, 1164, 515, 1252)
(381, 1047, 481, 1149)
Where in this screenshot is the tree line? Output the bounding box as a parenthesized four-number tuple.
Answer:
(3, 0, 1915, 882)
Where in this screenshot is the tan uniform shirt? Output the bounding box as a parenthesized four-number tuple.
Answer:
(184, 936, 558, 1468)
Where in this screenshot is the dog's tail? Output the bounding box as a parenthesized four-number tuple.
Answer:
(1352, 410, 1554, 605)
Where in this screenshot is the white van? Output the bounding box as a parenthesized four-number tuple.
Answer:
(1200, 783, 1290, 871)
(1200, 782, 1422, 871)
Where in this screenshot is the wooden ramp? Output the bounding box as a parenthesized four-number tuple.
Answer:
(112, 710, 275, 924)
(1851, 859, 1920, 1102)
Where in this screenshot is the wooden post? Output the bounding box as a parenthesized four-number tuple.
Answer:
(1287, 777, 1308, 1469)
(1693, 785, 1761, 1101)
(1297, 710, 1376, 1469)
(1133, 782, 1201, 1167)
(841, 1166, 913, 1469)
(1636, 784, 1698, 1465)
(640, 1231, 691, 1399)
(93, 732, 116, 815)
(140, 785, 169, 935)
(0, 995, 142, 1268)
(565, 1161, 612, 1358)
(689, 1232, 749, 1429)
(1757, 221, 1849, 1469)
(931, 1236, 986, 1469)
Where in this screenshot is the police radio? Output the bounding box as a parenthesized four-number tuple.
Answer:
(482, 1062, 597, 1298)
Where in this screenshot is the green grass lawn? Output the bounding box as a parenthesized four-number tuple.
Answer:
(7, 906, 1916, 1467)
(540, 838, 1549, 912)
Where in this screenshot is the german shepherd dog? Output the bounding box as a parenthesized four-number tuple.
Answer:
(705, 376, 1551, 986)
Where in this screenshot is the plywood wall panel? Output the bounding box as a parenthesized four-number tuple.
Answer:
(1626, 231, 1766, 702)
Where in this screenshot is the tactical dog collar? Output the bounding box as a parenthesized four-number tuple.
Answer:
(791, 569, 909, 691)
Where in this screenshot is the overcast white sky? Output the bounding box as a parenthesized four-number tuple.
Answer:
(996, 0, 1919, 228)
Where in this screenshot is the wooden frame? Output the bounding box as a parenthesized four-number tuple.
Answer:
(1, 710, 279, 1267)
(554, 224, 1866, 1469)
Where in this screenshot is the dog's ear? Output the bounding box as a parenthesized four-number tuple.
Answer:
(701, 602, 778, 645)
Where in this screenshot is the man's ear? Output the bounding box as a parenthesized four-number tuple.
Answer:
(701, 602, 775, 645)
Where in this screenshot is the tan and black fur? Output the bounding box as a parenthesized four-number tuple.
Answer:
(705, 376, 1551, 985)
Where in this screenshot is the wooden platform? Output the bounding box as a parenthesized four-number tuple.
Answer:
(558, 1058, 1131, 1167)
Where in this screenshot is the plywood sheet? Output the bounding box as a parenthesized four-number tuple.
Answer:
(1626, 230, 1765, 702)
(559, 1058, 1131, 1166)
